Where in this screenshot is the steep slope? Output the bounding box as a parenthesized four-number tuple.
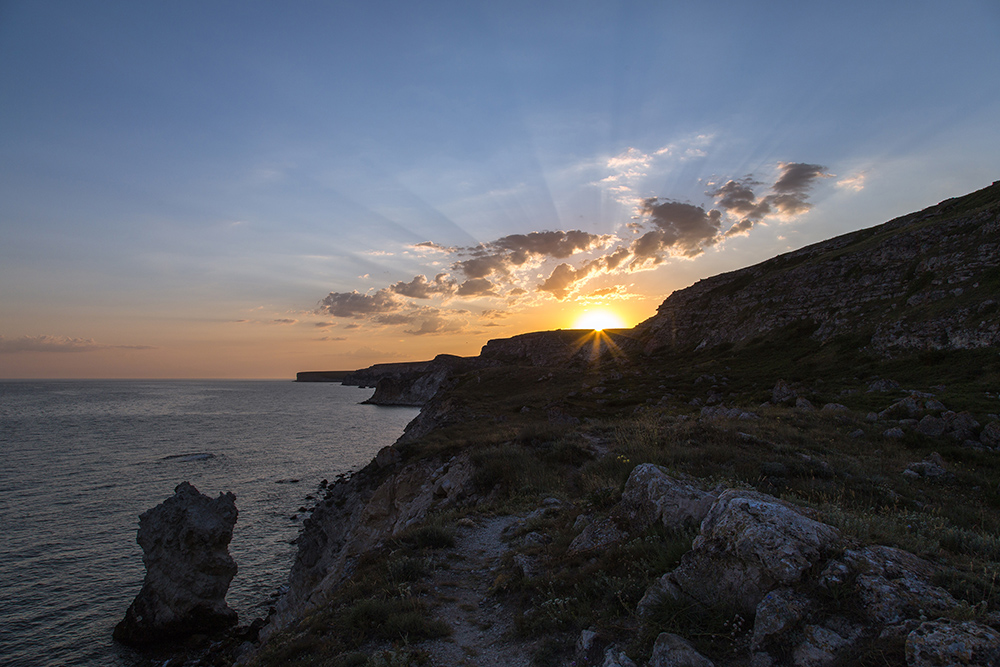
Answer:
(636, 180, 1000, 355)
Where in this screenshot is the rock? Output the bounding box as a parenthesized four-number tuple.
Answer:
(569, 464, 715, 553)
(879, 396, 922, 420)
(772, 380, 797, 404)
(795, 397, 816, 411)
(844, 546, 957, 625)
(752, 588, 812, 651)
(648, 632, 715, 667)
(883, 427, 905, 439)
(792, 624, 857, 667)
(980, 421, 1000, 448)
(114, 482, 238, 646)
(915, 415, 946, 437)
(602, 645, 638, 667)
(667, 490, 841, 615)
(868, 378, 900, 393)
(905, 620, 1000, 666)
(848, 429, 865, 438)
(820, 403, 849, 413)
(903, 453, 949, 480)
(616, 464, 716, 531)
(945, 411, 981, 441)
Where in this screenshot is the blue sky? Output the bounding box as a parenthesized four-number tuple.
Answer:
(1, 1, 999, 377)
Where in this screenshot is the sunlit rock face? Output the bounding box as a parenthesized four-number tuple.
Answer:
(114, 482, 238, 646)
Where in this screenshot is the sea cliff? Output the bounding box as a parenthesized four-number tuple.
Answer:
(237, 181, 1000, 666)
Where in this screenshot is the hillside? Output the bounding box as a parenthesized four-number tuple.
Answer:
(187, 182, 1000, 667)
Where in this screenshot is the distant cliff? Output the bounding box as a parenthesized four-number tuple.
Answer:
(635, 180, 1000, 355)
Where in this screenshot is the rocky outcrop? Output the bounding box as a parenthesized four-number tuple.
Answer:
(361, 354, 479, 406)
(635, 181, 1000, 355)
(592, 466, 993, 666)
(262, 451, 475, 640)
(114, 482, 238, 646)
(570, 464, 716, 553)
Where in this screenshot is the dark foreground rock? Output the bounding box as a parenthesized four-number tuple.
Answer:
(114, 482, 239, 646)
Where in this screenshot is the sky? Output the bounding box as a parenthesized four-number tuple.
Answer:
(1, 1, 999, 379)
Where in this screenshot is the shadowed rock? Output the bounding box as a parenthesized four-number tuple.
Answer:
(114, 482, 238, 646)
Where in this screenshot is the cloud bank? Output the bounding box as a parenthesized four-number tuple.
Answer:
(315, 160, 833, 335)
(0, 335, 155, 353)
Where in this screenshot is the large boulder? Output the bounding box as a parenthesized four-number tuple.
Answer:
(569, 464, 715, 553)
(114, 482, 238, 646)
(656, 490, 841, 615)
(905, 620, 1000, 666)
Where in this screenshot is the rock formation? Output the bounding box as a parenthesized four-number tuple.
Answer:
(114, 482, 239, 646)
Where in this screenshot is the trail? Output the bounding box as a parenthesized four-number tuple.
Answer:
(419, 514, 534, 667)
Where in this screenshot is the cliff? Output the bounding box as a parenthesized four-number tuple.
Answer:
(249, 181, 1000, 667)
(635, 180, 1000, 355)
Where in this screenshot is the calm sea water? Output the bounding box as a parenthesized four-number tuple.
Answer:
(0, 380, 419, 667)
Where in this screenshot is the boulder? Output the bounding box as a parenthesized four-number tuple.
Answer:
(915, 415, 946, 437)
(666, 490, 841, 615)
(944, 411, 981, 441)
(114, 482, 238, 646)
(980, 421, 1000, 448)
(569, 464, 715, 553)
(648, 632, 715, 667)
(772, 380, 797, 404)
(843, 546, 957, 625)
(905, 620, 1000, 666)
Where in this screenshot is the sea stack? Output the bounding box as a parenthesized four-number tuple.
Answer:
(114, 482, 238, 646)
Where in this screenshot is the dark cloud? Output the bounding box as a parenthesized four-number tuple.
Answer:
(453, 254, 510, 279)
(389, 274, 456, 299)
(773, 162, 830, 194)
(491, 230, 608, 259)
(318, 290, 400, 318)
(538, 262, 602, 300)
(639, 199, 723, 257)
(314, 321, 336, 328)
(457, 277, 497, 297)
(272, 318, 298, 325)
(711, 163, 831, 236)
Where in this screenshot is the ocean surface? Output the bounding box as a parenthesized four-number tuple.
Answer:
(0, 380, 419, 667)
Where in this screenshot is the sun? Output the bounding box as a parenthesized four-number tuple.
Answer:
(573, 309, 627, 331)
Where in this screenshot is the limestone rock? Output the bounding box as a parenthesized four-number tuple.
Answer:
(772, 380, 797, 404)
(601, 645, 638, 667)
(114, 482, 238, 646)
(915, 415, 947, 437)
(902, 453, 949, 481)
(982, 421, 1000, 448)
(752, 588, 812, 650)
(648, 632, 715, 667)
(668, 490, 841, 615)
(905, 620, 1000, 666)
(844, 546, 957, 625)
(792, 624, 857, 667)
(569, 464, 714, 553)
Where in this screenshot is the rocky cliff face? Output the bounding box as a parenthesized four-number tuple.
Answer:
(114, 482, 238, 646)
(636, 181, 1000, 355)
(361, 354, 480, 406)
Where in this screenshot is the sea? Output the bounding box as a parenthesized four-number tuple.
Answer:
(0, 380, 419, 667)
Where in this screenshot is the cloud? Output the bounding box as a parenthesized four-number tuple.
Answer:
(312, 157, 831, 330)
(836, 172, 866, 192)
(390, 274, 457, 299)
(272, 318, 298, 325)
(638, 199, 723, 257)
(0, 335, 155, 353)
(457, 277, 497, 297)
(710, 162, 832, 236)
(318, 290, 401, 318)
(317, 336, 347, 341)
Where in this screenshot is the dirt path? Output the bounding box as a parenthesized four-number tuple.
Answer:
(418, 514, 535, 667)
